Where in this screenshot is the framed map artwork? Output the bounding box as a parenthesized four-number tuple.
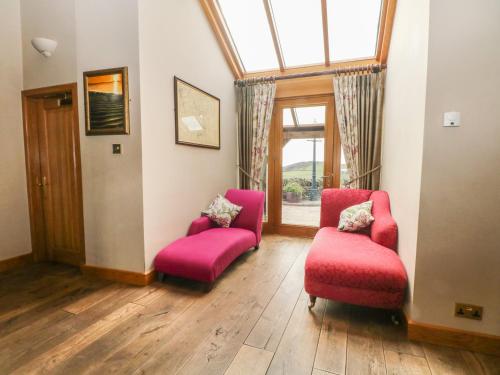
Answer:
(174, 77, 220, 149)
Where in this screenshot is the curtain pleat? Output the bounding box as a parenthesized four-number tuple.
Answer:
(333, 71, 385, 190)
(236, 82, 276, 190)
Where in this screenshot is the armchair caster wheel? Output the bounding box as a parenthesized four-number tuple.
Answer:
(391, 314, 400, 325)
(308, 295, 317, 310)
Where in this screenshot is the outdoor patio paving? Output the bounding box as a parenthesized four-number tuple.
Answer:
(282, 202, 321, 227)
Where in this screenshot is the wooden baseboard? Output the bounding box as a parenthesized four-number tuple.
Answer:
(408, 319, 500, 356)
(80, 264, 155, 286)
(263, 224, 317, 238)
(0, 253, 32, 273)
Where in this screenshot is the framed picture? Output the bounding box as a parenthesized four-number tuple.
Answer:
(83, 67, 130, 135)
(174, 77, 220, 149)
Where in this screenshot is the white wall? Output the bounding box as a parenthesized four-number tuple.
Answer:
(21, 0, 76, 89)
(413, 0, 500, 335)
(380, 0, 429, 311)
(0, 0, 31, 261)
(75, 0, 145, 273)
(138, 0, 237, 269)
(20, 0, 146, 273)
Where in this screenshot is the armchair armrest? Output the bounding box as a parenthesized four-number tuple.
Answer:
(187, 216, 215, 236)
(370, 190, 398, 250)
(370, 214, 398, 250)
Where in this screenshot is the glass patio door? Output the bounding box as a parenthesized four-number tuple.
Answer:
(266, 96, 340, 237)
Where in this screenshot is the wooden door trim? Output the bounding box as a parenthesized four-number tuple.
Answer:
(266, 95, 340, 236)
(21, 83, 86, 264)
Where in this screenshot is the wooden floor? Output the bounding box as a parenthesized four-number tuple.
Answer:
(0, 235, 498, 375)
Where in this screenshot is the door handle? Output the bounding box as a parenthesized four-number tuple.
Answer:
(36, 176, 47, 188)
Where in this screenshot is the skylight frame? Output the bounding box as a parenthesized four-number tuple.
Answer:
(200, 0, 396, 79)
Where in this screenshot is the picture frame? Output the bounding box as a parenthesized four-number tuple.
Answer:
(83, 67, 130, 136)
(174, 76, 220, 149)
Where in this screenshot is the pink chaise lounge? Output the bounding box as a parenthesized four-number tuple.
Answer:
(305, 188, 407, 310)
(154, 189, 264, 288)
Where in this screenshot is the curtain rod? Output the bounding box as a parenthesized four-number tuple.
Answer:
(235, 63, 387, 85)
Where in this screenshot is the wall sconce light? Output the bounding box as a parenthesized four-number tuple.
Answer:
(31, 37, 58, 57)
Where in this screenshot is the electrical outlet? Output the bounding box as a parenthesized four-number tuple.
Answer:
(455, 303, 483, 320)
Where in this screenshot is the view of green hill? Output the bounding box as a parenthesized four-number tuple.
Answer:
(283, 161, 324, 179)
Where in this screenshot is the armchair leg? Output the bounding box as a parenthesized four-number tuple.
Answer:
(308, 295, 317, 310)
(254, 245, 259, 251)
(204, 282, 215, 293)
(157, 272, 165, 282)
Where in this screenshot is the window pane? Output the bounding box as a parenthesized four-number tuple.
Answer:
(295, 106, 325, 125)
(218, 0, 279, 72)
(327, 0, 382, 61)
(270, 0, 324, 67)
(283, 108, 295, 126)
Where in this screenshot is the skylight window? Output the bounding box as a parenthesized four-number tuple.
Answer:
(327, 0, 382, 61)
(270, 0, 324, 67)
(211, 0, 391, 75)
(217, 0, 279, 71)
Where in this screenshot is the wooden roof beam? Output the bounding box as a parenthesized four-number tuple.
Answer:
(321, 0, 331, 66)
(262, 0, 285, 72)
(199, 0, 244, 79)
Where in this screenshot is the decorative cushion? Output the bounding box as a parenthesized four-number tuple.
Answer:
(202, 194, 242, 228)
(338, 201, 374, 232)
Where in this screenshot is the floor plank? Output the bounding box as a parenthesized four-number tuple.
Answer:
(152, 237, 304, 375)
(266, 289, 327, 375)
(384, 350, 431, 375)
(0, 283, 155, 373)
(51, 286, 198, 375)
(62, 283, 126, 314)
(245, 239, 309, 351)
(314, 301, 349, 375)
(11, 302, 145, 374)
(224, 345, 274, 375)
(97, 236, 301, 375)
(381, 320, 425, 357)
(473, 352, 500, 375)
(346, 306, 386, 375)
(1, 236, 499, 375)
(424, 344, 481, 375)
(312, 370, 333, 375)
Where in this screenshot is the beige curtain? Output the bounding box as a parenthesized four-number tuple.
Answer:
(333, 71, 385, 190)
(236, 82, 276, 190)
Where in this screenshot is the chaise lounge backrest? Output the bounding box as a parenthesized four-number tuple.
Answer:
(225, 189, 265, 244)
(320, 188, 398, 251)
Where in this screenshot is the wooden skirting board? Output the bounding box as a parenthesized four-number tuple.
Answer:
(0, 253, 32, 273)
(80, 264, 155, 286)
(408, 319, 500, 356)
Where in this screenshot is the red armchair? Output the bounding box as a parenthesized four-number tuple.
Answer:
(305, 188, 407, 309)
(154, 189, 264, 288)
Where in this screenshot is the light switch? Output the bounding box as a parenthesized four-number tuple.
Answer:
(112, 144, 122, 154)
(443, 112, 461, 127)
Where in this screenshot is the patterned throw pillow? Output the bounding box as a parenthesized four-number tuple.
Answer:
(202, 194, 243, 228)
(338, 201, 374, 232)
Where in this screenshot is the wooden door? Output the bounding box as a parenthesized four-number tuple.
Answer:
(22, 84, 85, 265)
(265, 95, 341, 237)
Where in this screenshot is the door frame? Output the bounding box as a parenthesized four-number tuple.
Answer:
(21, 83, 86, 264)
(264, 94, 341, 238)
